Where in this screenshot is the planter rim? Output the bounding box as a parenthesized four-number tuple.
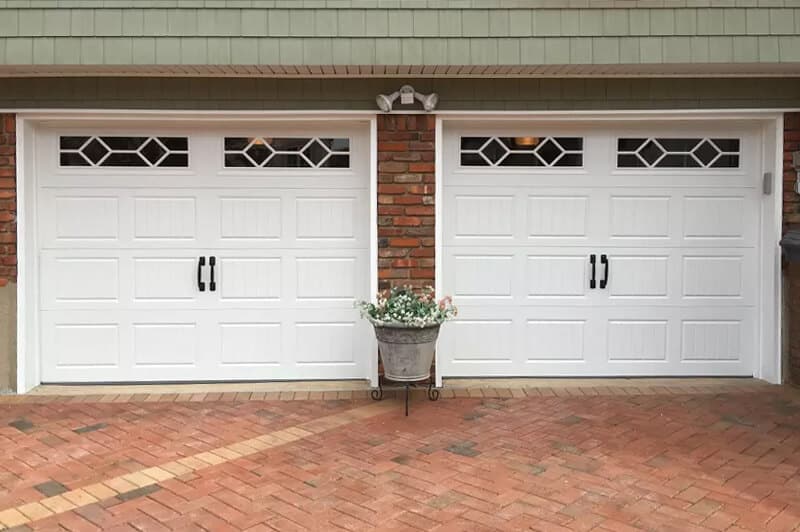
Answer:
(370, 322, 442, 330)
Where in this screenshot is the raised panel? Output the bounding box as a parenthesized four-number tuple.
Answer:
(454, 196, 514, 237)
(449, 320, 513, 362)
(220, 197, 281, 239)
(296, 258, 356, 300)
(133, 323, 197, 366)
(526, 256, 586, 297)
(295, 322, 355, 364)
(43, 258, 119, 303)
(525, 320, 585, 361)
(609, 256, 668, 297)
(134, 197, 196, 239)
(683, 197, 745, 239)
(55, 197, 118, 240)
(219, 258, 281, 301)
(610, 196, 669, 238)
(296, 197, 356, 239)
(681, 321, 741, 361)
(607, 321, 667, 361)
(527, 196, 587, 237)
(134, 258, 196, 300)
(453, 255, 513, 298)
(683, 256, 742, 298)
(220, 323, 281, 365)
(53, 324, 119, 367)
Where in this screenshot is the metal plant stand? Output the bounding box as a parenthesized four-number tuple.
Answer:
(371, 350, 440, 416)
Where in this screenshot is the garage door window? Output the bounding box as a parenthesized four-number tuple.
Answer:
(59, 136, 189, 168)
(460, 136, 583, 168)
(617, 138, 740, 169)
(224, 137, 350, 168)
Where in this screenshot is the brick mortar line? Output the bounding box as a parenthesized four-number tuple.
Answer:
(0, 401, 398, 529)
(0, 383, 778, 404)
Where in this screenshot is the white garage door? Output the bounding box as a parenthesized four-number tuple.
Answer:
(439, 121, 764, 377)
(36, 122, 371, 383)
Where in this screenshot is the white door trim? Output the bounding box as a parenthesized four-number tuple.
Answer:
(435, 110, 783, 384)
(16, 111, 378, 392)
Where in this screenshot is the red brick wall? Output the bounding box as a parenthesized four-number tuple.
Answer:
(0, 115, 15, 287)
(784, 113, 800, 231)
(784, 112, 800, 383)
(377, 114, 435, 291)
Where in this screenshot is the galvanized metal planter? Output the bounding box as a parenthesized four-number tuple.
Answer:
(373, 323, 440, 382)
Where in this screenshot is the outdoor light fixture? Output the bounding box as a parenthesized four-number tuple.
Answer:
(793, 151, 800, 194)
(376, 85, 439, 112)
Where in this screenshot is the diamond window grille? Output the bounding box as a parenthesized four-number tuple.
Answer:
(59, 136, 189, 168)
(460, 137, 583, 167)
(617, 138, 740, 169)
(223, 137, 350, 168)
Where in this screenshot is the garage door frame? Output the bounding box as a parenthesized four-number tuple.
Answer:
(434, 110, 784, 386)
(15, 111, 379, 392)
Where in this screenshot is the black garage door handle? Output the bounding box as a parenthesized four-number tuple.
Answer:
(589, 254, 596, 289)
(197, 256, 206, 292)
(600, 254, 609, 289)
(209, 256, 216, 292)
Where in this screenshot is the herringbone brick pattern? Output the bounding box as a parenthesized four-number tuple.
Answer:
(0, 399, 364, 513)
(2, 388, 800, 531)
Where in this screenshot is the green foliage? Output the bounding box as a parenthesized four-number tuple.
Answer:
(356, 286, 457, 327)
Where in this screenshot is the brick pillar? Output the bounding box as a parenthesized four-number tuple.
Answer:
(784, 112, 800, 384)
(0, 114, 16, 392)
(0, 115, 16, 285)
(377, 114, 435, 291)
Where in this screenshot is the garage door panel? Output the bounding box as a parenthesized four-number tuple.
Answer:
(442, 122, 761, 378)
(219, 322, 282, 366)
(40, 187, 369, 250)
(606, 320, 668, 362)
(217, 257, 282, 302)
(683, 195, 749, 240)
(606, 254, 670, 299)
(526, 254, 591, 299)
(45, 322, 121, 370)
(39, 189, 121, 247)
(37, 124, 371, 383)
(527, 194, 591, 239)
(41, 307, 369, 382)
(41, 255, 120, 307)
(294, 196, 360, 241)
(445, 186, 758, 249)
(443, 187, 597, 246)
(445, 249, 756, 308)
(218, 196, 282, 241)
(445, 246, 598, 305)
(446, 319, 516, 365)
(526, 319, 587, 361)
(132, 322, 199, 368)
(446, 253, 516, 302)
(603, 308, 753, 371)
(48, 194, 120, 242)
(681, 252, 754, 302)
(133, 196, 198, 241)
(451, 194, 516, 238)
(133, 257, 198, 302)
(609, 195, 671, 239)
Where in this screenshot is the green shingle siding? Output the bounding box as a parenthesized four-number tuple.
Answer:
(0, 6, 798, 67)
(4, 35, 800, 65)
(2, 8, 800, 37)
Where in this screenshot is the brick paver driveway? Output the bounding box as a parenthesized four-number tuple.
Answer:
(1, 386, 799, 531)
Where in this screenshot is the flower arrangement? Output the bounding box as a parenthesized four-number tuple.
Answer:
(356, 286, 457, 328)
